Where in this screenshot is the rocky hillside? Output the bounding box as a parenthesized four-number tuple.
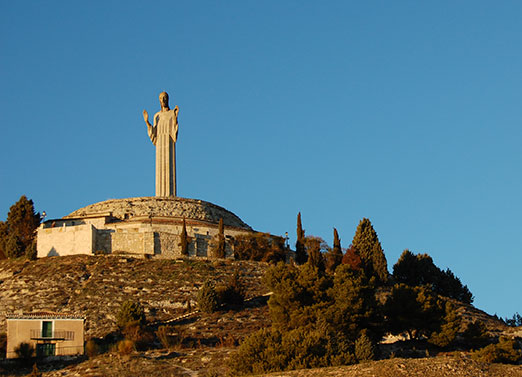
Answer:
(261, 355, 522, 377)
(0, 255, 269, 338)
(0, 255, 520, 377)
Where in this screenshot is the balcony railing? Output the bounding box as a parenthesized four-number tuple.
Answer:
(29, 329, 75, 340)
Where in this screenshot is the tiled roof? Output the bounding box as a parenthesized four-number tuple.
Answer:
(6, 311, 85, 320)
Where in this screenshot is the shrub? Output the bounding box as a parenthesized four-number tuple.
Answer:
(428, 302, 461, 348)
(116, 301, 146, 329)
(122, 321, 154, 351)
(232, 258, 388, 374)
(471, 337, 522, 364)
(216, 270, 245, 306)
(462, 320, 489, 348)
(0, 332, 6, 358)
(233, 233, 286, 263)
(14, 342, 34, 359)
(197, 280, 219, 313)
(85, 339, 99, 358)
(156, 326, 172, 349)
(117, 339, 135, 355)
(228, 327, 355, 375)
(355, 330, 375, 362)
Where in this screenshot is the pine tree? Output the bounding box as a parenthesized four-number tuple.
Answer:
(393, 249, 473, 304)
(326, 228, 343, 273)
(295, 212, 307, 264)
(351, 218, 388, 284)
(179, 218, 189, 256)
(4, 196, 40, 259)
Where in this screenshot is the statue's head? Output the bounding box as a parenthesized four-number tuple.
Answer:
(159, 91, 169, 108)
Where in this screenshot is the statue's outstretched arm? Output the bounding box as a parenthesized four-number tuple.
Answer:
(143, 110, 152, 128)
(174, 106, 179, 142)
(143, 109, 157, 145)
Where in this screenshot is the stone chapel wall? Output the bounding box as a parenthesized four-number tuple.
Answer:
(37, 224, 95, 258)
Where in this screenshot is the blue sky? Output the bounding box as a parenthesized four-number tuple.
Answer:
(1, 1, 521, 318)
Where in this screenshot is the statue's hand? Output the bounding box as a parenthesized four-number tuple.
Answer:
(142, 110, 149, 123)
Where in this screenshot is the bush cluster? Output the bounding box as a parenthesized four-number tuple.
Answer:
(229, 262, 380, 374)
(114, 301, 155, 354)
(233, 233, 286, 263)
(229, 327, 356, 374)
(471, 337, 522, 364)
(230, 235, 471, 375)
(461, 320, 490, 348)
(216, 270, 245, 306)
(197, 272, 246, 313)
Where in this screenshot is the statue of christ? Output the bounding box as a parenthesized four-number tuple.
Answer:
(142, 91, 179, 197)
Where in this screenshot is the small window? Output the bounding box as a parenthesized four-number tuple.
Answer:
(42, 321, 52, 338)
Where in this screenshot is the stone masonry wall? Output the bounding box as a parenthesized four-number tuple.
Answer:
(38, 197, 258, 259)
(37, 224, 95, 258)
(111, 230, 145, 255)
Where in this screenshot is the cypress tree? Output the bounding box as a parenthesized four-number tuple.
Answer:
(295, 212, 307, 264)
(214, 218, 226, 258)
(351, 218, 388, 284)
(326, 228, 343, 273)
(179, 218, 189, 256)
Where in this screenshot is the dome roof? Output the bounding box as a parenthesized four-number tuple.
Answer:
(65, 197, 252, 230)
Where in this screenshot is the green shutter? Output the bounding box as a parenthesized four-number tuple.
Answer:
(42, 321, 52, 338)
(36, 343, 55, 357)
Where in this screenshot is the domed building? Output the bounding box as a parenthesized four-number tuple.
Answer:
(37, 197, 256, 258)
(37, 92, 280, 259)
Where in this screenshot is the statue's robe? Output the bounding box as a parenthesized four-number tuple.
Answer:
(147, 108, 179, 196)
